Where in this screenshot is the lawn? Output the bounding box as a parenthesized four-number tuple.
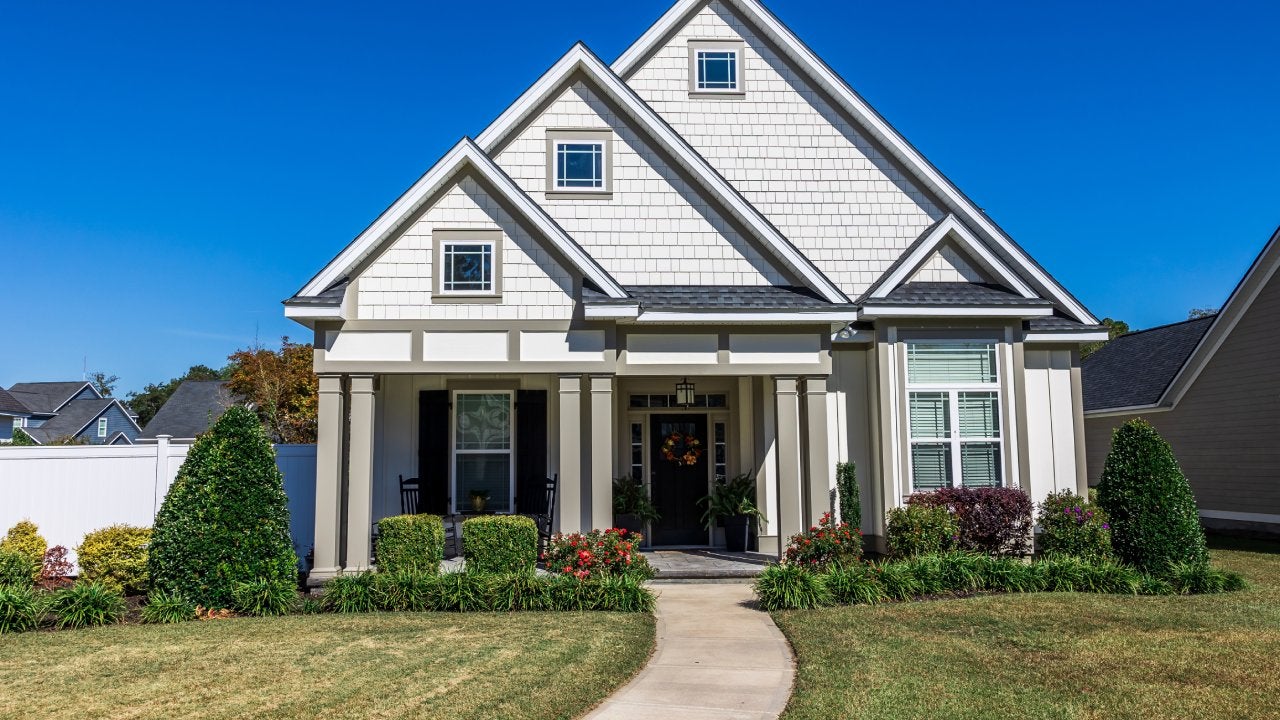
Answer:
(774, 537, 1280, 720)
(0, 611, 655, 720)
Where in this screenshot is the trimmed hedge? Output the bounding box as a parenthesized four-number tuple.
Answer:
(463, 515, 537, 575)
(754, 552, 1246, 611)
(376, 514, 445, 575)
(324, 570, 654, 613)
(148, 406, 298, 609)
(886, 505, 957, 558)
(1097, 419, 1207, 572)
(908, 487, 1033, 556)
(77, 524, 151, 595)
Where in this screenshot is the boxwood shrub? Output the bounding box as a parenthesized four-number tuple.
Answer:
(463, 515, 537, 575)
(376, 514, 444, 575)
(77, 524, 152, 595)
(886, 505, 958, 558)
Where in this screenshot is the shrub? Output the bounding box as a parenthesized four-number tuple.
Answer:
(430, 572, 495, 612)
(825, 564, 885, 605)
(585, 574, 655, 612)
(141, 590, 196, 624)
(979, 557, 1044, 593)
(49, 582, 126, 629)
(754, 563, 830, 610)
(1096, 419, 1208, 572)
(0, 585, 43, 633)
(148, 406, 298, 609)
(1037, 491, 1112, 562)
(836, 462, 861, 528)
(544, 528, 654, 580)
(463, 515, 537, 575)
(886, 505, 958, 558)
(231, 577, 296, 616)
(0, 548, 37, 588)
(908, 487, 1033, 556)
(1, 520, 46, 580)
(784, 512, 863, 569)
(1165, 562, 1247, 595)
(323, 572, 379, 613)
(376, 514, 445, 575)
(37, 546, 74, 591)
(77, 524, 152, 595)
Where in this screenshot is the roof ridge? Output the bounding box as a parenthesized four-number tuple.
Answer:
(1115, 314, 1217, 340)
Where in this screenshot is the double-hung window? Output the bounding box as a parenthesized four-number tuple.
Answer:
(906, 342, 1002, 491)
(97, 417, 109, 438)
(452, 391, 513, 513)
(441, 242, 494, 293)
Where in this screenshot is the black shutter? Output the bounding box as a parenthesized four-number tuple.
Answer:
(418, 390, 450, 515)
(515, 389, 548, 514)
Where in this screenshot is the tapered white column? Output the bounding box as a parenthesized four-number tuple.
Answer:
(804, 376, 832, 524)
(774, 376, 803, 543)
(311, 375, 344, 582)
(344, 375, 376, 572)
(558, 375, 583, 534)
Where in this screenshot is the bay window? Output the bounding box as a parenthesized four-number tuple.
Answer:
(906, 341, 1002, 491)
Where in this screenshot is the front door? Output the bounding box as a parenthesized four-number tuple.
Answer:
(649, 413, 709, 545)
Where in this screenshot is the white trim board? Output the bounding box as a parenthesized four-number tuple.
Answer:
(870, 215, 1037, 300)
(612, 0, 1097, 324)
(474, 42, 848, 306)
(860, 305, 1053, 319)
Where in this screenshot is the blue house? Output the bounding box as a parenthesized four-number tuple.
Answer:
(3, 381, 141, 445)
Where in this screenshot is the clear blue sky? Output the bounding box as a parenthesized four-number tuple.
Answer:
(2, 1, 1277, 395)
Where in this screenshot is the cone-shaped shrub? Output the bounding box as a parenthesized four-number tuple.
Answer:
(1096, 419, 1207, 572)
(148, 406, 298, 608)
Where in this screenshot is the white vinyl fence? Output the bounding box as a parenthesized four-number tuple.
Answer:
(0, 437, 316, 570)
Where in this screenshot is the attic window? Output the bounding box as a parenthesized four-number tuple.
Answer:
(545, 129, 613, 196)
(689, 41, 745, 95)
(434, 229, 503, 299)
(97, 417, 108, 438)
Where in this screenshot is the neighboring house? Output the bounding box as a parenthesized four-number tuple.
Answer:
(0, 388, 33, 443)
(284, 0, 1108, 579)
(1084, 226, 1280, 536)
(3, 381, 141, 445)
(137, 380, 236, 443)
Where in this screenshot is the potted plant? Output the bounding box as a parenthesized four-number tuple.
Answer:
(469, 489, 490, 512)
(612, 475, 660, 536)
(698, 471, 763, 552)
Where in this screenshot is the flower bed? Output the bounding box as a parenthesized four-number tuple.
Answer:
(543, 528, 654, 580)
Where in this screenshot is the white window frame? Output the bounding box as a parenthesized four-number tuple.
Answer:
(449, 390, 515, 514)
(905, 340, 1003, 491)
(688, 40, 746, 95)
(545, 129, 613, 197)
(12, 417, 25, 429)
(97, 416, 109, 438)
(439, 240, 495, 295)
(433, 229, 503, 299)
(552, 139, 606, 191)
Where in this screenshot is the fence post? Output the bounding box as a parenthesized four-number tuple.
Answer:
(154, 435, 172, 520)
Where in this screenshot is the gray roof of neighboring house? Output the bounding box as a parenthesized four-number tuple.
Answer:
(0, 388, 29, 416)
(20, 398, 116, 443)
(6, 381, 95, 414)
(583, 284, 850, 310)
(1081, 315, 1216, 411)
(872, 282, 1054, 307)
(139, 381, 236, 440)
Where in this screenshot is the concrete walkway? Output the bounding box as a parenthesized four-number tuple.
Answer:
(643, 549, 773, 579)
(584, 582, 794, 720)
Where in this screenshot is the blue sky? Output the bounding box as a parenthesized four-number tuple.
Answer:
(2, 0, 1277, 395)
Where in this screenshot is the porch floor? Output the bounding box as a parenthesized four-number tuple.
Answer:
(644, 549, 773, 580)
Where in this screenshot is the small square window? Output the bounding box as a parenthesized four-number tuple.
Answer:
(441, 242, 494, 293)
(97, 417, 108, 438)
(696, 50, 738, 90)
(554, 141, 604, 190)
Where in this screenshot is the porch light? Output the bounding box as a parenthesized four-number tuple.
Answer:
(675, 377, 696, 407)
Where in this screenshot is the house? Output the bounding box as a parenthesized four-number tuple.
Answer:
(1084, 226, 1280, 537)
(3, 381, 141, 445)
(0, 388, 32, 443)
(137, 380, 236, 443)
(284, 0, 1108, 580)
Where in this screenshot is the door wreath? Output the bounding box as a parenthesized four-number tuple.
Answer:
(661, 431, 703, 467)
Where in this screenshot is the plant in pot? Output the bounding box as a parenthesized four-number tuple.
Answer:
(469, 489, 490, 512)
(698, 471, 763, 552)
(612, 475, 660, 536)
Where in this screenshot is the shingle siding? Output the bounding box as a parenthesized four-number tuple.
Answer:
(624, 0, 945, 297)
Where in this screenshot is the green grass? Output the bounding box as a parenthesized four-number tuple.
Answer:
(774, 537, 1280, 720)
(0, 611, 654, 720)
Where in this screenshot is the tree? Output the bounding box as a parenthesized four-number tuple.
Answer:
(1096, 418, 1207, 572)
(1080, 317, 1131, 359)
(225, 338, 317, 444)
(148, 406, 297, 608)
(10, 429, 37, 446)
(126, 364, 229, 427)
(1188, 307, 1219, 319)
(88, 371, 118, 397)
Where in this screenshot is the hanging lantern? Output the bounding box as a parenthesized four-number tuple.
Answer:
(675, 377, 696, 407)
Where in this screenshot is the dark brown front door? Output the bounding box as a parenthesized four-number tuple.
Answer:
(649, 413, 709, 546)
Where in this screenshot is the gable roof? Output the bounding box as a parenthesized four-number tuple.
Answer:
(6, 381, 98, 415)
(289, 138, 628, 307)
(613, 0, 1096, 324)
(0, 388, 29, 416)
(140, 380, 236, 440)
(475, 42, 849, 305)
(19, 397, 135, 443)
(1081, 316, 1215, 412)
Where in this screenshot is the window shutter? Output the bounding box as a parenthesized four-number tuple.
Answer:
(418, 390, 450, 515)
(515, 389, 548, 515)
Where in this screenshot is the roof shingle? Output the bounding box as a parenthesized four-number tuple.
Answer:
(1081, 316, 1215, 411)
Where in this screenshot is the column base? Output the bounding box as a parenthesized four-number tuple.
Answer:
(306, 567, 341, 587)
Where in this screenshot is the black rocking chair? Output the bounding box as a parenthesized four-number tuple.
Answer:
(399, 475, 420, 515)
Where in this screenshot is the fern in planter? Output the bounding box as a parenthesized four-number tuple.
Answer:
(698, 472, 763, 552)
(612, 475, 660, 534)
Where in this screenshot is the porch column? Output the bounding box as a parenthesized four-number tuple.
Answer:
(804, 376, 832, 524)
(311, 374, 344, 582)
(344, 375, 376, 571)
(774, 376, 804, 543)
(589, 375, 614, 531)
(557, 375, 583, 533)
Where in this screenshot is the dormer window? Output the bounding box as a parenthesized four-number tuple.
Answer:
(689, 41, 746, 95)
(434, 229, 503, 299)
(545, 129, 613, 197)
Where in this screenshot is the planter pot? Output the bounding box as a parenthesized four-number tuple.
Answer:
(723, 514, 751, 552)
(614, 513, 644, 537)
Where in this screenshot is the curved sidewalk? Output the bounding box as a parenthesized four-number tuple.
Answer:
(584, 581, 794, 720)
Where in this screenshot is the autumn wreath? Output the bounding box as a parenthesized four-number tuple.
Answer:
(660, 431, 703, 467)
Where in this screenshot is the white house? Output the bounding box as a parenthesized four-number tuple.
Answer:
(284, 0, 1107, 580)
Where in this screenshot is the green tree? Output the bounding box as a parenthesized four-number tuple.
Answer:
(836, 462, 860, 528)
(126, 365, 229, 427)
(10, 429, 37, 446)
(1096, 418, 1207, 572)
(148, 406, 297, 607)
(88, 371, 119, 397)
(1188, 307, 1218, 319)
(1080, 317, 1131, 359)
